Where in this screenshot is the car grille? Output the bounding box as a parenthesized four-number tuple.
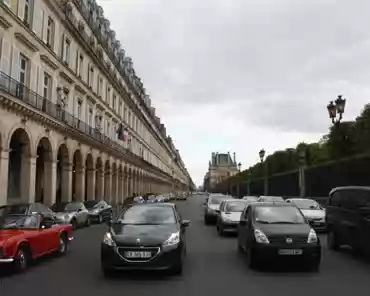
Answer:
(268, 236, 308, 244)
(117, 246, 160, 262)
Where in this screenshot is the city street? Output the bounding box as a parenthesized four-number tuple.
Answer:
(1, 195, 370, 296)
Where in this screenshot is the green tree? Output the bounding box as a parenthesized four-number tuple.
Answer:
(354, 103, 370, 153)
(326, 121, 356, 159)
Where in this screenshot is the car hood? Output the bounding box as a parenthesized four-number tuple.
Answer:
(111, 223, 178, 246)
(55, 212, 76, 219)
(300, 209, 325, 219)
(222, 212, 242, 222)
(0, 230, 26, 247)
(256, 223, 311, 237)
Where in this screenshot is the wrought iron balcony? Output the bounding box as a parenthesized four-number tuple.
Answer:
(0, 71, 175, 181)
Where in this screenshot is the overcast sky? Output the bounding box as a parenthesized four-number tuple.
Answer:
(99, 0, 370, 186)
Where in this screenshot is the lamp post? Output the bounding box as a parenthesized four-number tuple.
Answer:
(259, 149, 268, 195)
(297, 147, 306, 198)
(327, 95, 346, 126)
(237, 162, 242, 172)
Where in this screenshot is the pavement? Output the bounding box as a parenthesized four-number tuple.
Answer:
(1, 195, 370, 296)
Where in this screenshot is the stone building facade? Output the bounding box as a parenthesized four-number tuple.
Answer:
(0, 0, 192, 206)
(203, 152, 239, 192)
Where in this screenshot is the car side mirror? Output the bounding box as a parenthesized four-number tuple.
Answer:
(181, 220, 191, 227)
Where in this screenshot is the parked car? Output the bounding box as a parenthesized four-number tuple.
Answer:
(216, 199, 251, 235)
(237, 203, 321, 271)
(51, 202, 90, 229)
(0, 203, 56, 219)
(0, 213, 73, 272)
(242, 196, 259, 202)
(204, 194, 234, 225)
(101, 203, 190, 276)
(326, 186, 370, 256)
(84, 200, 113, 223)
(286, 198, 326, 232)
(257, 196, 285, 203)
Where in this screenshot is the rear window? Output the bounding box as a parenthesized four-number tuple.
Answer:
(330, 189, 370, 210)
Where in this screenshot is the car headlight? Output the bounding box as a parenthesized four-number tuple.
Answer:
(307, 228, 318, 243)
(91, 209, 100, 214)
(162, 232, 180, 247)
(254, 229, 269, 244)
(102, 232, 116, 247)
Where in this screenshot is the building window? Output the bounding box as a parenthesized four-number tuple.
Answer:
(112, 94, 116, 110)
(88, 66, 94, 88)
(124, 107, 127, 122)
(88, 107, 93, 125)
(46, 17, 55, 48)
(128, 111, 131, 127)
(77, 100, 82, 119)
(19, 54, 28, 85)
(107, 122, 110, 137)
(63, 37, 71, 65)
(98, 77, 103, 97)
(106, 86, 111, 103)
(24, 0, 30, 24)
(43, 72, 52, 99)
(78, 54, 84, 77)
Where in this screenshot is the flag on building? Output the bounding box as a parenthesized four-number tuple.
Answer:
(116, 123, 124, 140)
(123, 127, 130, 142)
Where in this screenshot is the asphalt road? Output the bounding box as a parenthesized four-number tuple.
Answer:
(1, 195, 370, 296)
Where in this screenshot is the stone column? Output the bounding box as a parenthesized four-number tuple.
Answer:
(96, 168, 104, 200)
(111, 171, 118, 205)
(118, 173, 123, 203)
(44, 160, 57, 206)
(86, 168, 96, 200)
(0, 150, 10, 206)
(104, 169, 111, 203)
(75, 165, 85, 201)
(62, 162, 73, 202)
(21, 154, 37, 203)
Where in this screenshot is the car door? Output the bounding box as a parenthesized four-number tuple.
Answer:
(79, 203, 89, 224)
(244, 207, 253, 250)
(75, 203, 86, 224)
(357, 190, 370, 254)
(238, 206, 249, 248)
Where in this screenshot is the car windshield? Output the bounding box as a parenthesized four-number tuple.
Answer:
(291, 199, 321, 210)
(52, 203, 79, 212)
(0, 205, 29, 216)
(0, 215, 40, 230)
(117, 206, 176, 225)
(254, 206, 306, 224)
(210, 196, 231, 205)
(243, 196, 258, 201)
(262, 196, 284, 202)
(84, 201, 99, 209)
(225, 201, 248, 212)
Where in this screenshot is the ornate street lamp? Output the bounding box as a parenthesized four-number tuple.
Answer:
(327, 95, 346, 125)
(259, 149, 265, 162)
(237, 162, 242, 172)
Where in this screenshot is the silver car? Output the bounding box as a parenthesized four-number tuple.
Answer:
(52, 201, 90, 229)
(286, 198, 326, 231)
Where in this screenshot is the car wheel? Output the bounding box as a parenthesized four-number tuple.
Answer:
(14, 247, 29, 273)
(71, 219, 77, 230)
(204, 216, 211, 225)
(247, 247, 258, 269)
(328, 229, 340, 250)
(98, 214, 103, 224)
(217, 224, 224, 236)
(85, 217, 91, 227)
(171, 258, 183, 275)
(58, 234, 68, 255)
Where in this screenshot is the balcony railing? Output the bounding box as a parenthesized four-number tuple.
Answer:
(0, 71, 177, 181)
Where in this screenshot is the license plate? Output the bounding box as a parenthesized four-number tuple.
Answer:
(124, 251, 152, 259)
(278, 249, 303, 255)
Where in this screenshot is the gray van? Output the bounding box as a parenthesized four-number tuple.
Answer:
(326, 186, 370, 256)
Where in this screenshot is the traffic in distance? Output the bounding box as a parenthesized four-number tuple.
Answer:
(0, 188, 369, 278)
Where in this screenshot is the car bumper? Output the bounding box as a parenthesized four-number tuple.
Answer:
(252, 243, 321, 263)
(205, 211, 218, 220)
(101, 244, 182, 271)
(0, 258, 14, 263)
(88, 213, 102, 221)
(308, 221, 327, 232)
(219, 221, 239, 231)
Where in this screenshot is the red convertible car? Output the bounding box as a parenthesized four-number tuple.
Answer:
(0, 213, 73, 272)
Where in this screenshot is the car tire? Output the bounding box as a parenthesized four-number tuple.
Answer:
(171, 259, 183, 275)
(71, 219, 77, 230)
(204, 216, 211, 225)
(247, 247, 258, 269)
(14, 246, 29, 273)
(217, 224, 224, 236)
(58, 234, 68, 255)
(102, 265, 114, 278)
(328, 229, 340, 251)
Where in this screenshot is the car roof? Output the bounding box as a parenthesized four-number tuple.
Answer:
(128, 203, 175, 208)
(287, 198, 316, 202)
(250, 202, 296, 209)
(330, 186, 370, 195)
(0, 203, 32, 208)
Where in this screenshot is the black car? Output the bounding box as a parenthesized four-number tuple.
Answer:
(84, 200, 112, 223)
(326, 186, 370, 256)
(237, 203, 321, 271)
(101, 203, 190, 276)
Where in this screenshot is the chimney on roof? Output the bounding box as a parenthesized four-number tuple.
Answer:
(233, 152, 236, 164)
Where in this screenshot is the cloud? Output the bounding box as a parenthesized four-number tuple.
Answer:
(99, 0, 370, 185)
